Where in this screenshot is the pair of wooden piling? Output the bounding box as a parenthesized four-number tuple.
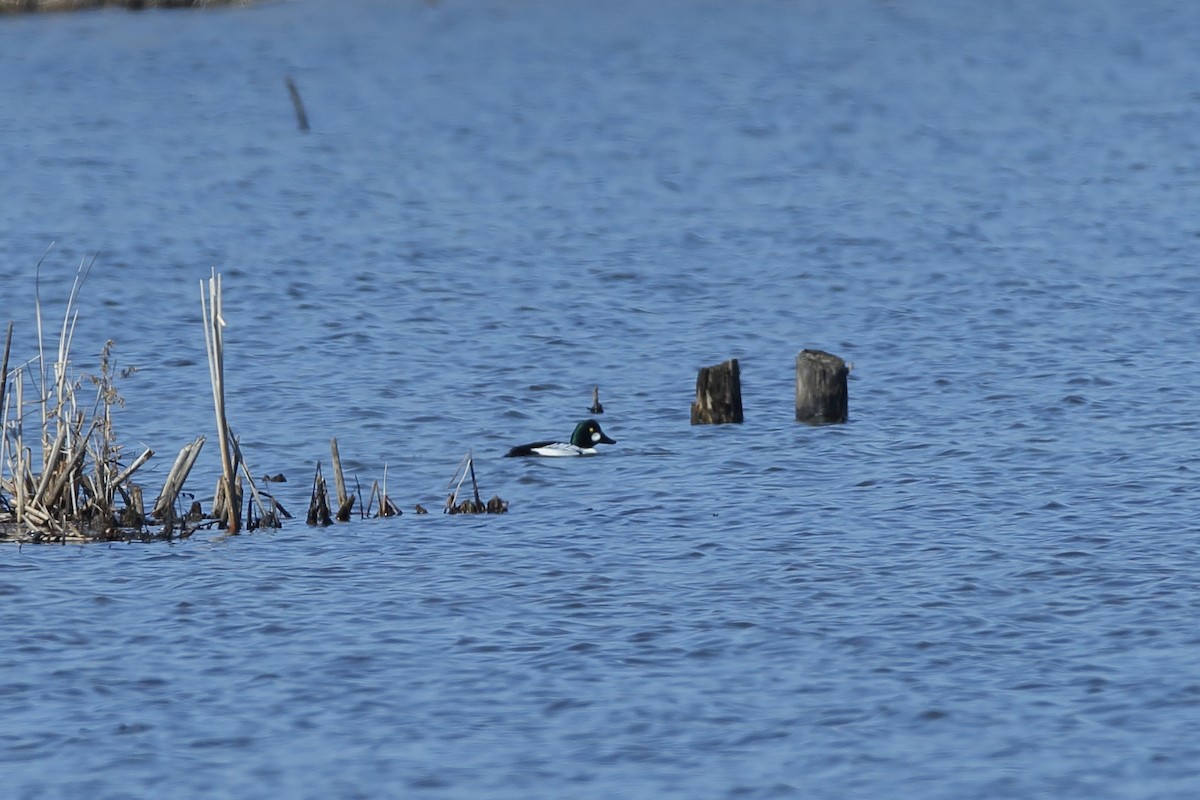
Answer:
(690, 349, 850, 425)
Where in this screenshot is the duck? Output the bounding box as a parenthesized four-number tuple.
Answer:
(505, 419, 617, 457)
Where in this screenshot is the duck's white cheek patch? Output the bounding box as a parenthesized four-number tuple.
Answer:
(591, 432, 601, 443)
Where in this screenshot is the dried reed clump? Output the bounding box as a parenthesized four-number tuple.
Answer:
(304, 445, 508, 523)
(0, 261, 178, 542)
(4, 259, 511, 543)
(0, 260, 232, 542)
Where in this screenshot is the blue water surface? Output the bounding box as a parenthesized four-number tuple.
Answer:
(1, 0, 1199, 798)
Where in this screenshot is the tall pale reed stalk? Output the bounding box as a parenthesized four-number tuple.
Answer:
(201, 269, 239, 534)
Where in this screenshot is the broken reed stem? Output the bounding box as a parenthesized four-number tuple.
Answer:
(329, 437, 355, 521)
(110, 447, 152, 495)
(307, 461, 332, 526)
(232, 474, 244, 530)
(41, 429, 89, 511)
(211, 476, 226, 521)
(330, 437, 348, 509)
(31, 419, 70, 506)
(152, 436, 205, 519)
(330, 441, 349, 520)
(126, 485, 144, 527)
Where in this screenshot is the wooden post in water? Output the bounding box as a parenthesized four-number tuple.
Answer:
(795, 349, 849, 424)
(691, 358, 743, 425)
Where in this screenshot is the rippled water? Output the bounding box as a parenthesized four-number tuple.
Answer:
(2, 0, 1200, 797)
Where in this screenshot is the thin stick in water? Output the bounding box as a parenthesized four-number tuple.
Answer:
(285, 76, 310, 132)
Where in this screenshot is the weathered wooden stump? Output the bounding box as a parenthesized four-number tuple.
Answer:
(691, 358, 743, 425)
(795, 349, 849, 424)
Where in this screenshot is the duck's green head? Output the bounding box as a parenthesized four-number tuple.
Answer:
(571, 419, 616, 448)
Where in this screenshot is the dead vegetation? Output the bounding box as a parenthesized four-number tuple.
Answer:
(2, 260, 508, 544)
(0, 259, 184, 542)
(444, 451, 508, 515)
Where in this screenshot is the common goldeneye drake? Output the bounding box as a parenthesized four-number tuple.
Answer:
(505, 419, 617, 457)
